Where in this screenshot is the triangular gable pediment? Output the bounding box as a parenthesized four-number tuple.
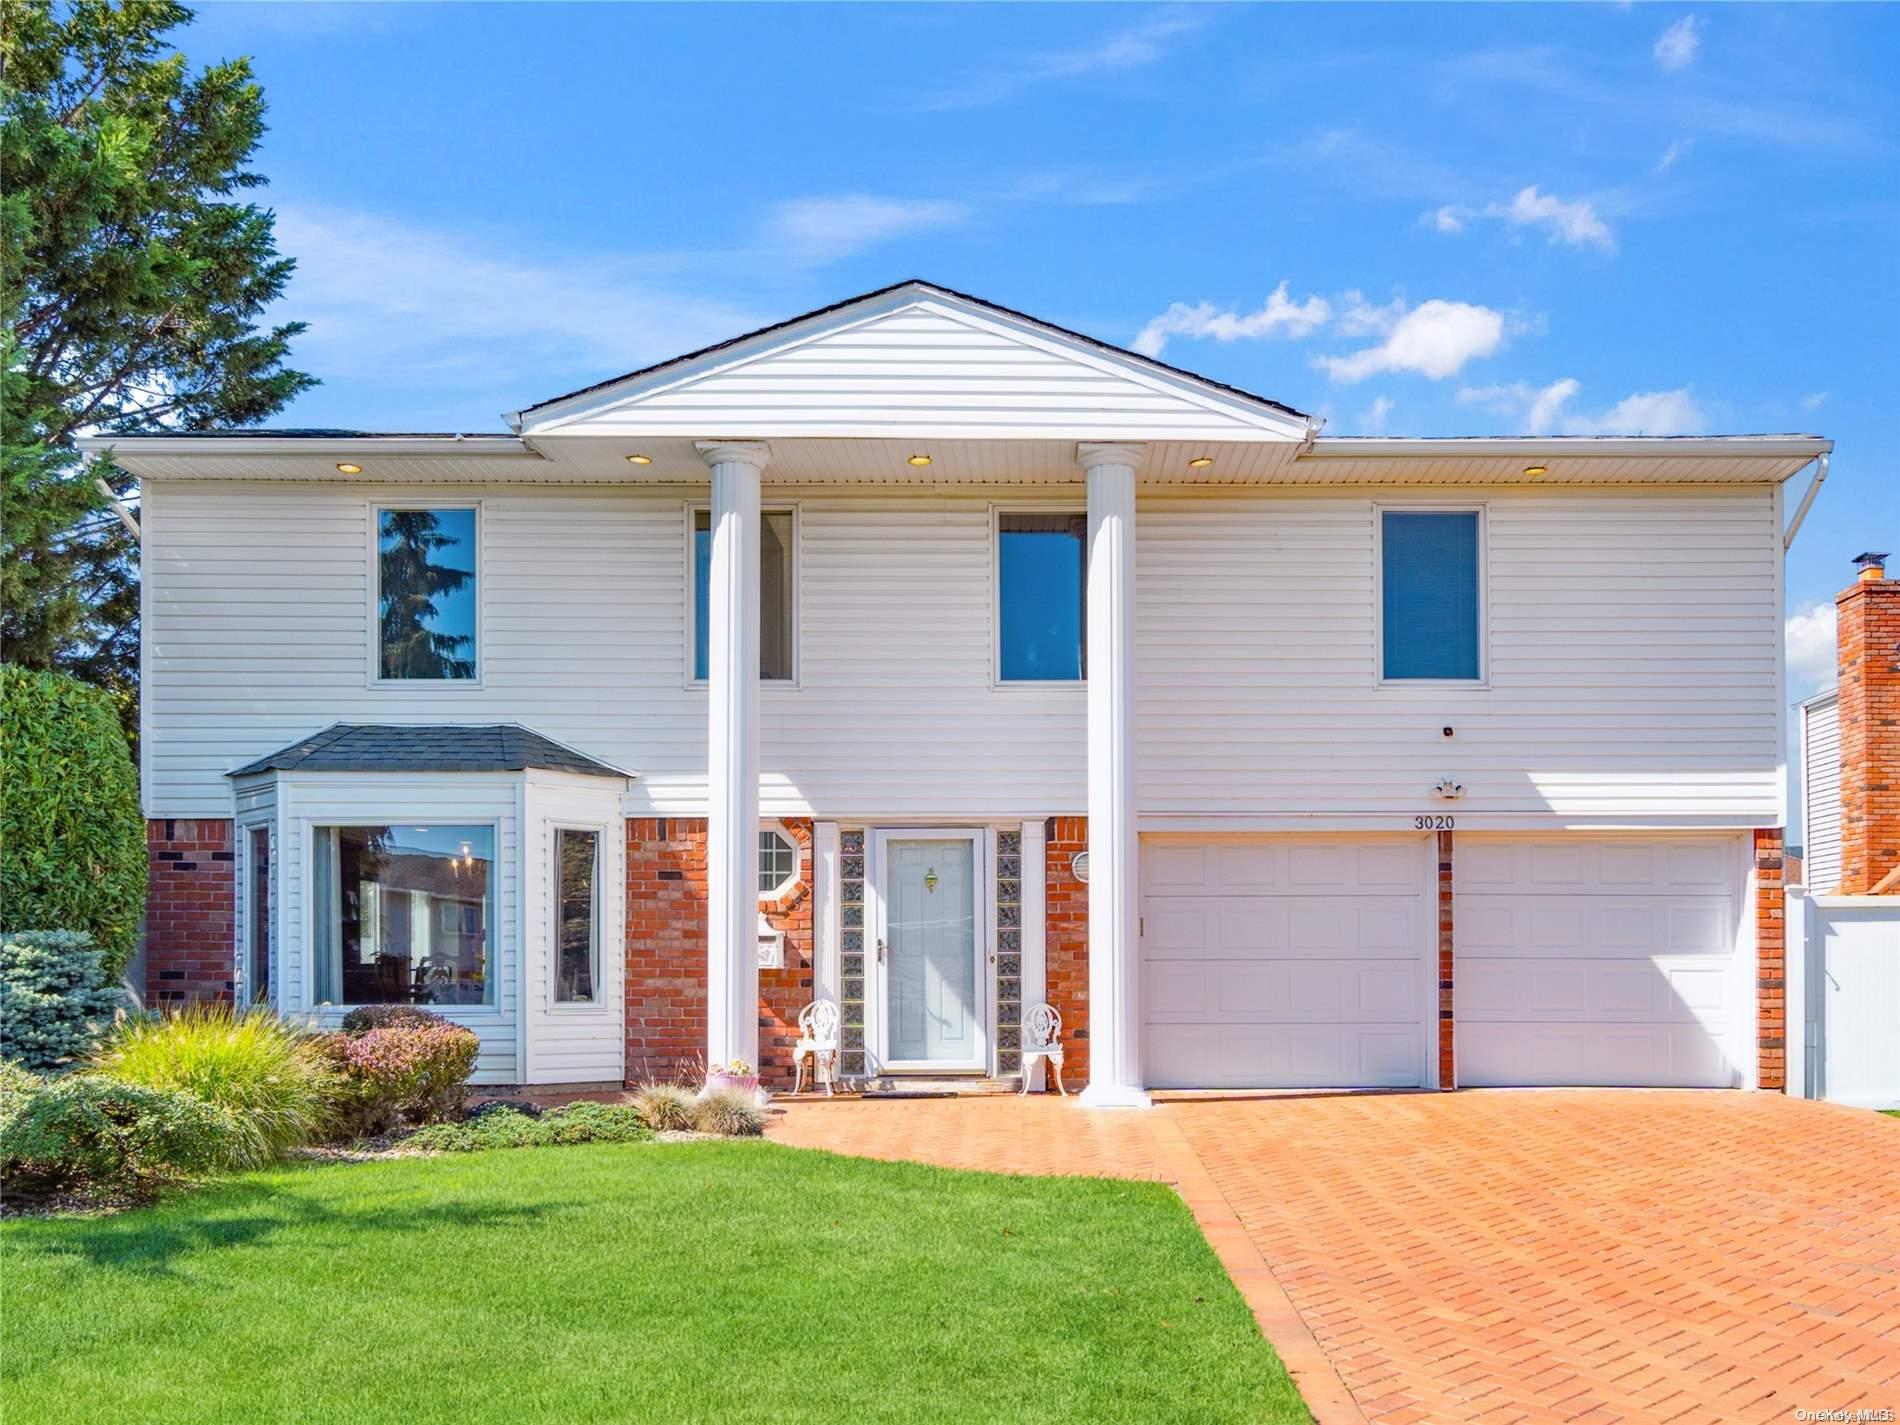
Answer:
(514, 282, 1310, 443)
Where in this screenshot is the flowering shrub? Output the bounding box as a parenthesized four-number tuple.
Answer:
(338, 1004, 450, 1034)
(315, 1020, 479, 1138)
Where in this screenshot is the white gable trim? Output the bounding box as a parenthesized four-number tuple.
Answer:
(512, 283, 1313, 443)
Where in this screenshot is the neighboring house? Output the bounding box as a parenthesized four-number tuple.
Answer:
(1795, 552, 1900, 896)
(83, 281, 1836, 1101)
(1799, 689, 1842, 893)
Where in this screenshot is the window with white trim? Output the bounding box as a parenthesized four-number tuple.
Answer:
(759, 828, 798, 898)
(693, 508, 794, 681)
(997, 512, 1085, 681)
(1380, 509, 1483, 682)
(312, 824, 495, 1006)
(376, 507, 478, 681)
(554, 827, 600, 1004)
(246, 825, 271, 1006)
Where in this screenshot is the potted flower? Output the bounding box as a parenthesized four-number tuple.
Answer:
(705, 1058, 760, 1097)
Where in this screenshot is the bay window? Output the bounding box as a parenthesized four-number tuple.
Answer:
(313, 824, 495, 1006)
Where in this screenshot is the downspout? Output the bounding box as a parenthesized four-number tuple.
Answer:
(1783, 451, 1829, 550)
(96, 477, 140, 539)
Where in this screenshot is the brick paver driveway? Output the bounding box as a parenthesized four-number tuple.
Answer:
(768, 1091, 1900, 1425)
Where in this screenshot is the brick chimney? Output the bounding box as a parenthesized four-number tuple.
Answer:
(1835, 551, 1900, 893)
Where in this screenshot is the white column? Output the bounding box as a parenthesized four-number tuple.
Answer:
(1078, 442, 1149, 1108)
(697, 439, 771, 1073)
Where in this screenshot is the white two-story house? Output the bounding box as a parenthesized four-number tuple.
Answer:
(87, 281, 1829, 1103)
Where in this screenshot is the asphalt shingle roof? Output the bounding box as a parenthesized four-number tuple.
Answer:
(228, 724, 627, 779)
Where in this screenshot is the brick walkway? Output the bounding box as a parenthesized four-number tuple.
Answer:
(767, 1091, 1900, 1425)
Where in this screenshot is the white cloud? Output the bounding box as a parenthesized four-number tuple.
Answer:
(1654, 15, 1702, 72)
(1786, 602, 1838, 696)
(1456, 378, 1706, 435)
(1360, 395, 1395, 433)
(922, 13, 1202, 109)
(1336, 290, 1408, 337)
(1488, 186, 1616, 252)
(1655, 138, 1695, 173)
(1132, 282, 1331, 358)
(273, 204, 758, 386)
(1314, 300, 1507, 384)
(1802, 391, 1829, 411)
(763, 195, 969, 264)
(1425, 186, 1614, 254)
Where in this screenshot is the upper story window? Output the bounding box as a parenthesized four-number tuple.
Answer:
(1380, 509, 1483, 682)
(693, 508, 795, 681)
(377, 507, 478, 681)
(312, 823, 495, 1007)
(997, 512, 1085, 682)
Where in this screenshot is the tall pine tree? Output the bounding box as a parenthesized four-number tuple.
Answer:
(1, 0, 313, 705)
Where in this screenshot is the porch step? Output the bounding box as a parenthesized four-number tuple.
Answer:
(857, 1075, 1023, 1098)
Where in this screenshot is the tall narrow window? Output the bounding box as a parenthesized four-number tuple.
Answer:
(555, 828, 599, 1004)
(247, 826, 271, 1005)
(997, 513, 1085, 681)
(377, 507, 478, 680)
(693, 508, 794, 680)
(313, 824, 494, 1006)
(1381, 510, 1482, 681)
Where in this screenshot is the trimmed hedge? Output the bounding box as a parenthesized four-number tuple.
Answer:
(0, 667, 146, 980)
(0, 930, 128, 1071)
(0, 1074, 235, 1193)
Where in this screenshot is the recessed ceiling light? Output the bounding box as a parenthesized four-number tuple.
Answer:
(1522, 464, 1548, 477)
(906, 453, 932, 467)
(625, 453, 652, 465)
(335, 462, 362, 474)
(1188, 456, 1214, 469)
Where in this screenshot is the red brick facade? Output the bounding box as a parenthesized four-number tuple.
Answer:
(1043, 817, 1090, 1090)
(1835, 573, 1900, 894)
(1755, 827, 1786, 1090)
(145, 818, 237, 1006)
(622, 816, 813, 1090)
(1436, 831, 1455, 1090)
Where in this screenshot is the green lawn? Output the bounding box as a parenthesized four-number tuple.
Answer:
(2, 1142, 1308, 1425)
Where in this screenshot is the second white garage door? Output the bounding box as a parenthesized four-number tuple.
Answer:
(1455, 837, 1745, 1088)
(1142, 838, 1428, 1089)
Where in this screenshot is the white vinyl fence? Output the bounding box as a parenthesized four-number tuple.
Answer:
(1786, 889, 1900, 1108)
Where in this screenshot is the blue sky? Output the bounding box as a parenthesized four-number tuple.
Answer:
(188, 1, 1894, 699)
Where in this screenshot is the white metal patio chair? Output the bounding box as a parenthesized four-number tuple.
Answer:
(793, 999, 841, 1095)
(1019, 1002, 1067, 1095)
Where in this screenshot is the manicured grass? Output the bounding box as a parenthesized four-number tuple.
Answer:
(2, 1142, 1308, 1425)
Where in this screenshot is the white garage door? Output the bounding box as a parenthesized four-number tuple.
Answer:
(1142, 838, 1428, 1089)
(1455, 837, 1744, 1088)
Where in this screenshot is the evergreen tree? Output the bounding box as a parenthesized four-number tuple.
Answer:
(1, 0, 313, 701)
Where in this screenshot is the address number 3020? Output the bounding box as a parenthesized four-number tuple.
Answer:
(1414, 815, 1455, 830)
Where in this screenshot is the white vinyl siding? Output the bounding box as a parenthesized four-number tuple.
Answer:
(525, 300, 1299, 442)
(1137, 486, 1782, 823)
(522, 774, 625, 1084)
(145, 481, 1780, 828)
(1801, 695, 1842, 892)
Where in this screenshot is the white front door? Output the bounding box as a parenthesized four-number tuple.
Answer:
(872, 831, 986, 1072)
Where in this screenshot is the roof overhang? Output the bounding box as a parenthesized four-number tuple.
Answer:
(83, 431, 1831, 486)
